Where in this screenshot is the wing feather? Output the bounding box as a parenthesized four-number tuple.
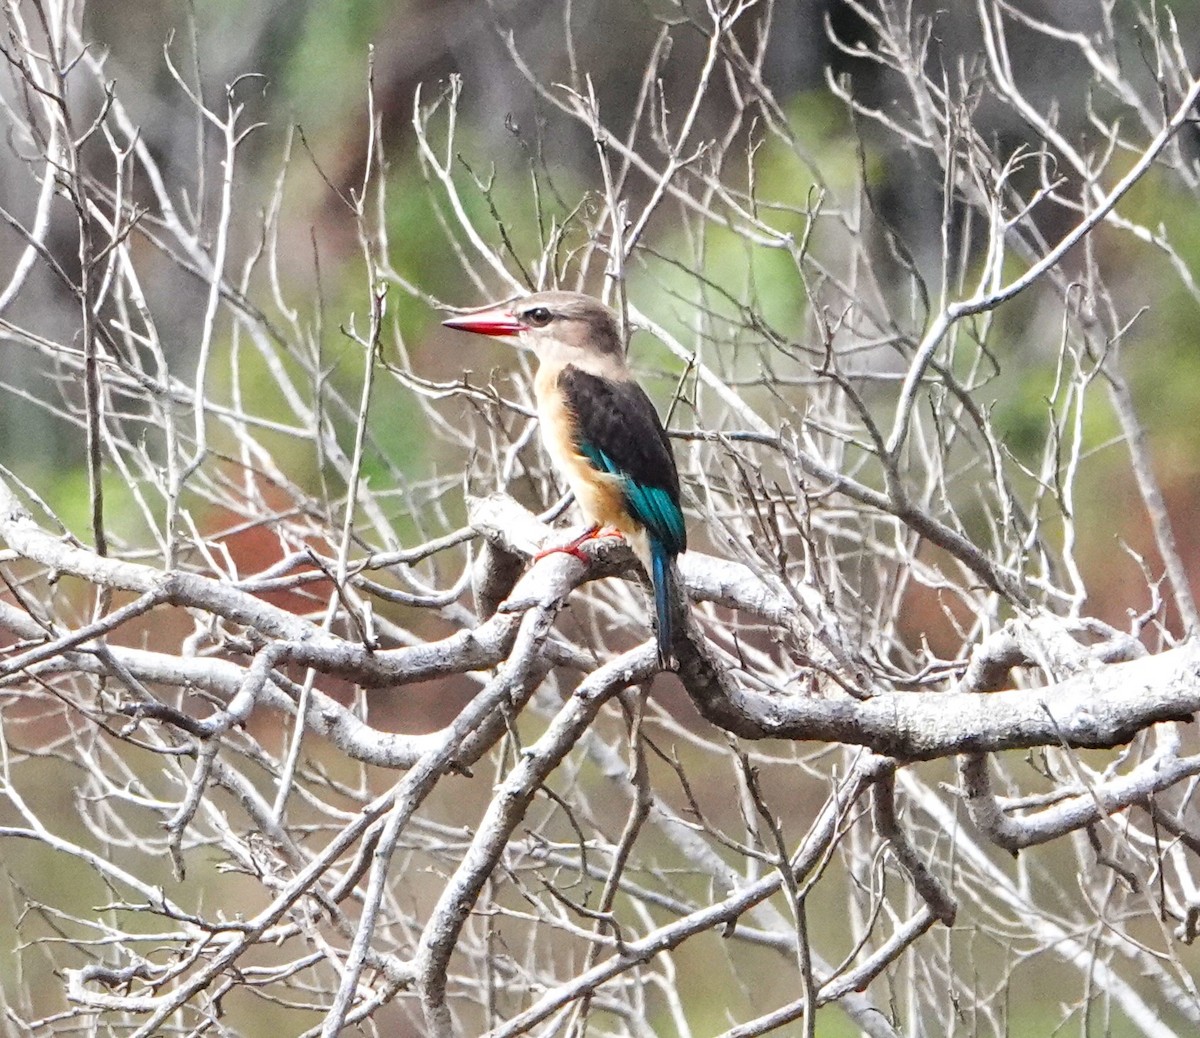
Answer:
(559, 366, 686, 555)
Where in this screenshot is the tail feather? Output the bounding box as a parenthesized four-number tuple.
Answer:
(651, 540, 675, 668)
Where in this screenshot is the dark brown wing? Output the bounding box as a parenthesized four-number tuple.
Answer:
(558, 366, 685, 553)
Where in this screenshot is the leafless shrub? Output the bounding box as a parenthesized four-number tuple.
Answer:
(2, 0, 1200, 1035)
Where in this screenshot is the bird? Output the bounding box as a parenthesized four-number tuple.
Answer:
(443, 290, 686, 667)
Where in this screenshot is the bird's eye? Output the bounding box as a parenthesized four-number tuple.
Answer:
(524, 306, 553, 327)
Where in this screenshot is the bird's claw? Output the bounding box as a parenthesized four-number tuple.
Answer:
(534, 525, 626, 565)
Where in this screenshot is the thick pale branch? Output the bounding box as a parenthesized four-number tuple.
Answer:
(0, 478, 537, 688)
(471, 491, 1200, 759)
(682, 638, 1198, 758)
(959, 733, 1200, 852)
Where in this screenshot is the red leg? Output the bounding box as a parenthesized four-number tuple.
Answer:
(534, 524, 626, 564)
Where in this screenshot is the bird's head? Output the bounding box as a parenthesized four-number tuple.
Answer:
(442, 290, 624, 366)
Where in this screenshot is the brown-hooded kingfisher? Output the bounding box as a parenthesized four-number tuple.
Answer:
(443, 290, 686, 667)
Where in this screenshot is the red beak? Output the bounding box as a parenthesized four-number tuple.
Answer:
(442, 304, 523, 337)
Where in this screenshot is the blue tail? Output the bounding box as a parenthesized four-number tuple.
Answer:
(651, 539, 675, 667)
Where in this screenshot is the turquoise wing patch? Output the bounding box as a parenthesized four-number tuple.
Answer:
(579, 442, 686, 555)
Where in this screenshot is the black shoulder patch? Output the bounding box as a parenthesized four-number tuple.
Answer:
(557, 366, 682, 502)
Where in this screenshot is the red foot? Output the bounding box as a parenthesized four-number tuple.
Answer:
(535, 524, 626, 564)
